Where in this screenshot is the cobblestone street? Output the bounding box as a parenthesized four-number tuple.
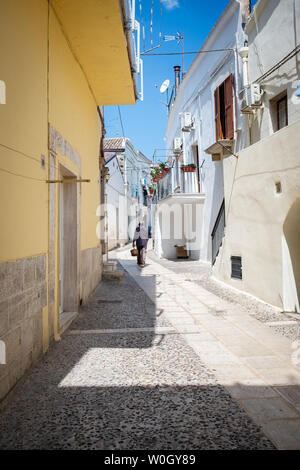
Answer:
(0, 247, 300, 449)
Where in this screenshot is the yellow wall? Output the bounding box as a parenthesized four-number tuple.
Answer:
(0, 0, 101, 262)
(49, 7, 100, 251)
(51, 0, 136, 105)
(0, 0, 48, 262)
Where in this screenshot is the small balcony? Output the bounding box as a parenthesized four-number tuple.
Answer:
(205, 140, 235, 161)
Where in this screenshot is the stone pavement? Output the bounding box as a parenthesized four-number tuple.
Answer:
(0, 256, 275, 450)
(114, 247, 300, 450)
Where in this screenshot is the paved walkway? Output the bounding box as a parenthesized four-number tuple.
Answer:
(114, 247, 300, 450)
(0, 253, 278, 450)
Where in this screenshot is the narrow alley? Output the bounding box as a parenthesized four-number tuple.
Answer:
(1, 247, 300, 450)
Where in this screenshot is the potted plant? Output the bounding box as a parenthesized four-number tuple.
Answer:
(181, 163, 196, 173)
(159, 162, 169, 175)
(148, 185, 155, 195)
(154, 168, 163, 180)
(151, 168, 160, 182)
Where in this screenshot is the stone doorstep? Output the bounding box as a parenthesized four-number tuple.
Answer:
(59, 311, 78, 336)
(103, 262, 117, 273)
(102, 270, 125, 281)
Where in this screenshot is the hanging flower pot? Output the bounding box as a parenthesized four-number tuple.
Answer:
(149, 187, 154, 195)
(159, 162, 169, 176)
(153, 177, 158, 183)
(181, 164, 196, 173)
(157, 172, 163, 180)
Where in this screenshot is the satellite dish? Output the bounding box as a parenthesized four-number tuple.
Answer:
(160, 79, 170, 94)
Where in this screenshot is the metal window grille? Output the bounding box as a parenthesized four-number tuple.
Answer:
(231, 256, 242, 279)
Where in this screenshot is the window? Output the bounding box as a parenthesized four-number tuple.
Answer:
(270, 91, 288, 133)
(277, 95, 288, 130)
(214, 74, 234, 141)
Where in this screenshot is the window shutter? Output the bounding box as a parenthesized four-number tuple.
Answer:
(224, 74, 234, 140)
(214, 88, 220, 141)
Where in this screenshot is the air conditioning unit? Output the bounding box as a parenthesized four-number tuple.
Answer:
(181, 112, 194, 132)
(173, 137, 182, 154)
(240, 84, 262, 114)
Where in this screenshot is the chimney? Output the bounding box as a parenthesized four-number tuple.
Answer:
(174, 65, 181, 96)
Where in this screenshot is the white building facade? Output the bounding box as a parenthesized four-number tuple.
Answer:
(153, 0, 249, 262)
(104, 137, 152, 242)
(213, 0, 300, 312)
(104, 153, 127, 251)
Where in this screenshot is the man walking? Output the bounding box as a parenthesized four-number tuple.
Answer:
(132, 222, 148, 267)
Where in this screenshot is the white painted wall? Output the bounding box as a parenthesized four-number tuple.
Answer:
(159, 0, 247, 262)
(212, 0, 300, 311)
(105, 155, 127, 250)
(246, 0, 300, 143)
(123, 140, 152, 240)
(214, 121, 300, 310)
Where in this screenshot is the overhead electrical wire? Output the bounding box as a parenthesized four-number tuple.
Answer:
(141, 48, 235, 56)
(117, 105, 126, 138)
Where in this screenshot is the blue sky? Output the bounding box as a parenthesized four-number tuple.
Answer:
(104, 0, 256, 161)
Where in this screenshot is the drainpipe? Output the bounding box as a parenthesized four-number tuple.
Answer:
(238, 44, 253, 145)
(238, 44, 249, 88)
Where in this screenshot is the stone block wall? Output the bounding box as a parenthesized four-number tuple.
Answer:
(0, 255, 47, 401)
(80, 247, 102, 303)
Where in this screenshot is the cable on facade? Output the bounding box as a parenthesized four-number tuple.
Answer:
(0, 141, 60, 172)
(0, 166, 46, 182)
(255, 44, 300, 84)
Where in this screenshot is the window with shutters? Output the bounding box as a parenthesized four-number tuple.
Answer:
(214, 74, 234, 141)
